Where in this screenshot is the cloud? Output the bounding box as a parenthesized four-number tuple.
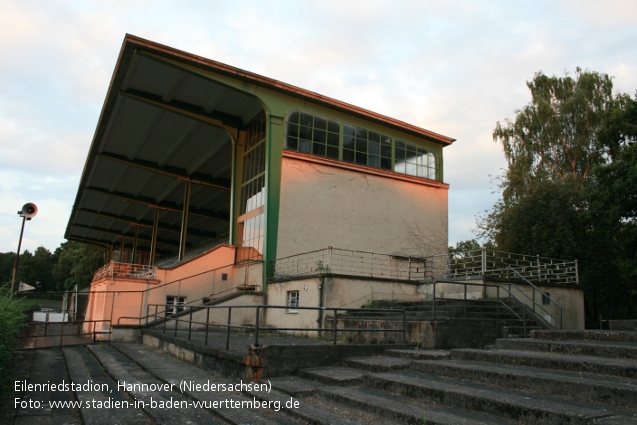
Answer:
(1, 0, 636, 253)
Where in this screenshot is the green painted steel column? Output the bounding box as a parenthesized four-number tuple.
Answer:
(263, 114, 284, 290)
(178, 180, 191, 261)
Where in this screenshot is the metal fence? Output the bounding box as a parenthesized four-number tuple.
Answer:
(270, 247, 427, 281)
(92, 261, 157, 281)
(147, 303, 406, 348)
(271, 247, 578, 285)
(427, 249, 578, 284)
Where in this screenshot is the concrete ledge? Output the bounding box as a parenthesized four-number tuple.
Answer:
(531, 329, 637, 343)
(609, 320, 637, 331)
(141, 328, 412, 379)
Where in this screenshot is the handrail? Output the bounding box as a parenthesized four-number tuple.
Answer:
(508, 268, 563, 330)
(116, 283, 263, 326)
(144, 304, 407, 349)
(431, 273, 562, 332)
(19, 319, 112, 346)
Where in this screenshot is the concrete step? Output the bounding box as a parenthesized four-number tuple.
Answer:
(84, 345, 226, 424)
(409, 358, 637, 407)
(364, 369, 629, 425)
(531, 329, 637, 343)
(342, 356, 411, 372)
(383, 348, 451, 360)
(495, 337, 637, 359)
(13, 349, 84, 425)
(318, 385, 515, 425)
(450, 348, 637, 378)
(110, 343, 305, 424)
(297, 366, 363, 385)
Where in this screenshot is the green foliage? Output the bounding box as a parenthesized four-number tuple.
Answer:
(0, 290, 27, 396)
(52, 241, 105, 291)
(481, 68, 637, 319)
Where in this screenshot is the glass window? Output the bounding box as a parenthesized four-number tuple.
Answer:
(287, 291, 299, 312)
(285, 110, 439, 181)
(286, 111, 340, 161)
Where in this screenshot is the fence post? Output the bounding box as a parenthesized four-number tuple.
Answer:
(575, 259, 579, 284)
(333, 308, 337, 344)
(328, 246, 333, 273)
(481, 248, 487, 277)
(255, 306, 260, 347)
(537, 254, 541, 282)
(370, 252, 374, 277)
(205, 307, 210, 346)
(432, 282, 436, 320)
(188, 306, 193, 341)
(408, 257, 412, 281)
(226, 307, 232, 350)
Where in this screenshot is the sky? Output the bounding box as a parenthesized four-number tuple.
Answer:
(1, 0, 636, 254)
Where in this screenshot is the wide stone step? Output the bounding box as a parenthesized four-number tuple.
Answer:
(451, 348, 637, 378)
(342, 356, 411, 372)
(319, 385, 515, 425)
(384, 348, 451, 360)
(409, 358, 637, 407)
(62, 346, 154, 424)
(495, 337, 637, 359)
(297, 366, 364, 385)
(86, 345, 227, 424)
(364, 370, 625, 425)
(110, 343, 305, 424)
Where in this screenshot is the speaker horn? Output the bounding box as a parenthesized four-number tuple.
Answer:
(19, 203, 38, 218)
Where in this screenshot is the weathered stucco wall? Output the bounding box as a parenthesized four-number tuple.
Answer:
(276, 155, 449, 259)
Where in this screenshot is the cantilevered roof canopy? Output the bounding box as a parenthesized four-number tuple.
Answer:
(66, 35, 265, 257)
(66, 34, 455, 259)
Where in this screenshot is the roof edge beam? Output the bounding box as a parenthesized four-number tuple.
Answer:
(77, 208, 217, 238)
(98, 151, 231, 190)
(85, 186, 230, 222)
(121, 88, 242, 131)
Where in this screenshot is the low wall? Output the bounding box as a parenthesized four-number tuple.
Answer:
(328, 318, 503, 349)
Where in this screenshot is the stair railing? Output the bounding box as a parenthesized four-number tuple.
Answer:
(506, 268, 563, 330)
(431, 279, 529, 335)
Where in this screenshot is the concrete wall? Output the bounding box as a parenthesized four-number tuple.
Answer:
(276, 155, 449, 259)
(265, 276, 422, 332)
(84, 246, 264, 329)
(419, 279, 585, 330)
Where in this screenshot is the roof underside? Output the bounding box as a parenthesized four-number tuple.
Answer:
(66, 38, 264, 256)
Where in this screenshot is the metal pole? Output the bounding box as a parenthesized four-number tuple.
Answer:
(150, 209, 159, 266)
(226, 307, 232, 350)
(10, 216, 27, 298)
(188, 307, 193, 341)
(205, 307, 210, 346)
(255, 306, 260, 347)
(178, 181, 191, 261)
(333, 308, 337, 344)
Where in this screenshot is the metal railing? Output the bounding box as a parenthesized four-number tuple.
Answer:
(19, 319, 112, 347)
(270, 247, 578, 285)
(146, 304, 407, 349)
(92, 261, 157, 281)
(426, 248, 578, 284)
(430, 278, 562, 331)
(271, 247, 427, 281)
(116, 283, 262, 326)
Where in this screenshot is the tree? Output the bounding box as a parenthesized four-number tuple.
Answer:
(52, 242, 105, 291)
(479, 68, 636, 320)
(492, 68, 627, 201)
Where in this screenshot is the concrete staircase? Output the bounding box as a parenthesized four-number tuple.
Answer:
(331, 298, 544, 347)
(269, 330, 637, 424)
(11, 330, 637, 424)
